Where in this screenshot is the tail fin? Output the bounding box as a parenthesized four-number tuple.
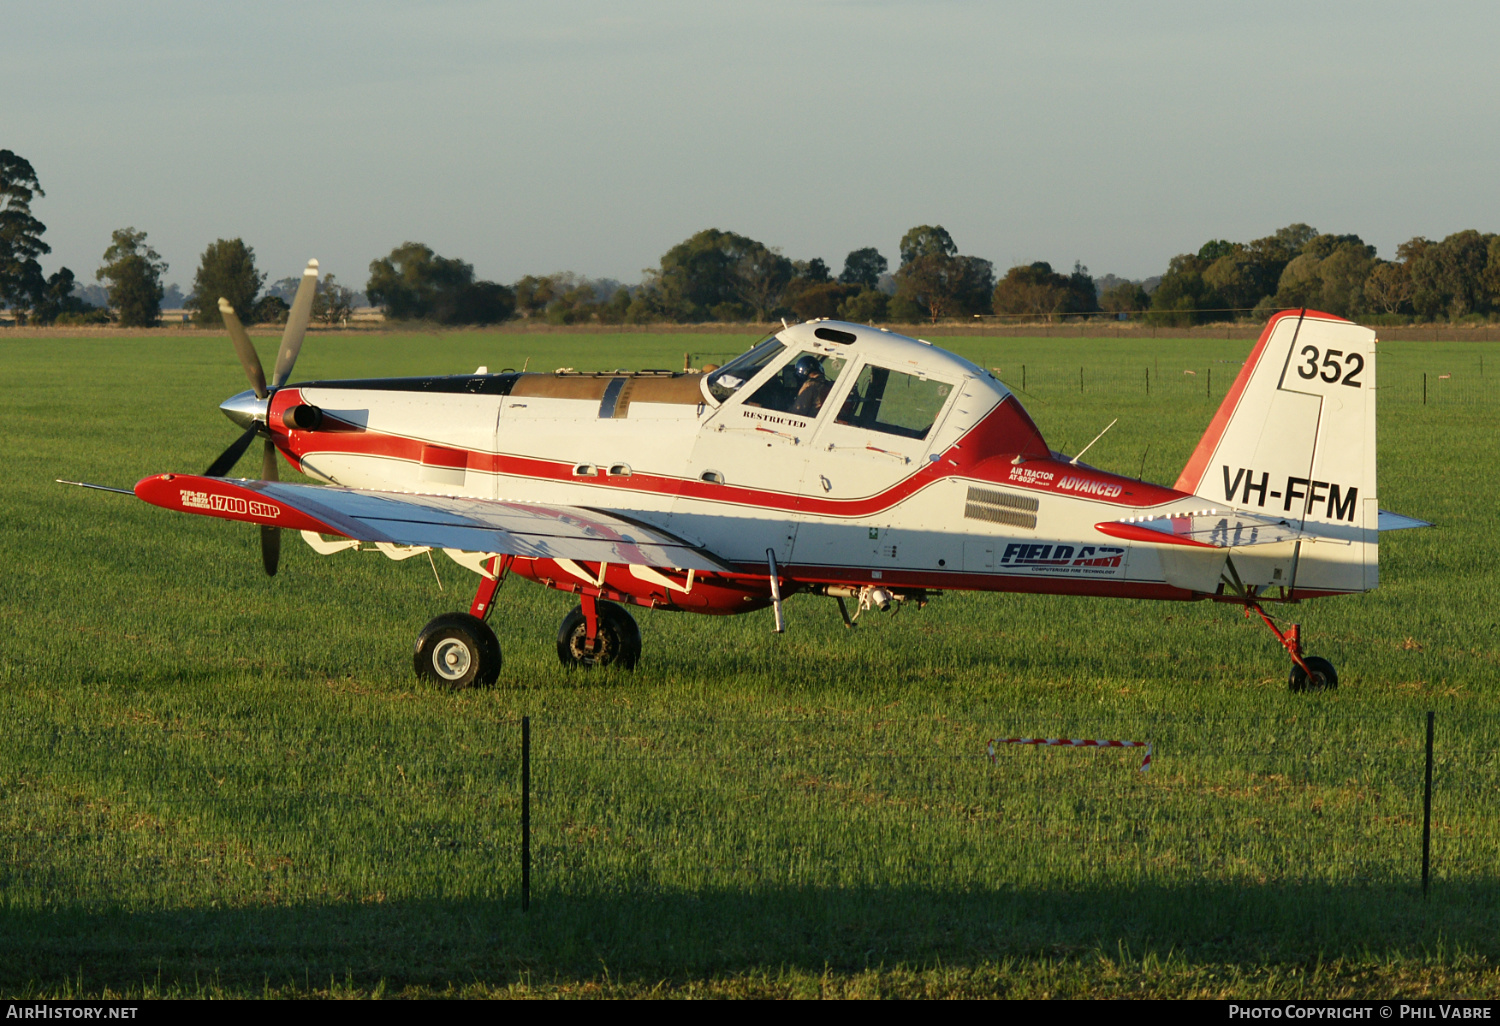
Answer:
(1175, 310, 1378, 593)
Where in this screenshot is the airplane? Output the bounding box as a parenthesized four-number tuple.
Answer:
(79, 260, 1429, 691)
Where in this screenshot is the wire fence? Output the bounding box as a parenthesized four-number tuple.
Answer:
(3, 708, 1496, 910)
(986, 363, 1499, 405)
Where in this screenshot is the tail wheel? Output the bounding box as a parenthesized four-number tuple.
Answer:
(414, 612, 502, 689)
(1289, 656, 1337, 693)
(557, 600, 641, 670)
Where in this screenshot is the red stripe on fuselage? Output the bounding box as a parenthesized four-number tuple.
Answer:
(273, 390, 1190, 517)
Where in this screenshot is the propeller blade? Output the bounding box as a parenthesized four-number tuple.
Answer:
(260, 437, 281, 575)
(262, 435, 280, 482)
(261, 524, 281, 576)
(271, 259, 319, 389)
(204, 425, 259, 477)
(219, 299, 267, 399)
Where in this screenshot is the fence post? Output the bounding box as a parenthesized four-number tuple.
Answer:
(1146, 367, 1150, 395)
(1022, 364, 1026, 391)
(522, 714, 531, 912)
(1207, 368, 1211, 399)
(1422, 710, 1434, 898)
(1080, 366, 1084, 393)
(1423, 373, 1427, 405)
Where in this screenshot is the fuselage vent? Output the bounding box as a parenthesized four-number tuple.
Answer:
(964, 486, 1038, 529)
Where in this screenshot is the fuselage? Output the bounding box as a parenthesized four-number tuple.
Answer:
(250, 320, 1359, 613)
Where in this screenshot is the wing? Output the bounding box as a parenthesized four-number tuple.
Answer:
(134, 473, 732, 572)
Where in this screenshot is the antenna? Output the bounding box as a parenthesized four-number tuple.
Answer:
(780, 317, 790, 330)
(1070, 417, 1118, 466)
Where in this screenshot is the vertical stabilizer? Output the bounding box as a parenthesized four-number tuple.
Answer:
(1175, 310, 1378, 594)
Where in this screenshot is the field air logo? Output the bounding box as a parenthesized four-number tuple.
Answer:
(179, 489, 280, 519)
(1221, 467, 1357, 522)
(1001, 542, 1124, 575)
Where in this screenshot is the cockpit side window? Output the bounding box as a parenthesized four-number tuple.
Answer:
(745, 353, 847, 418)
(836, 364, 953, 440)
(704, 338, 787, 404)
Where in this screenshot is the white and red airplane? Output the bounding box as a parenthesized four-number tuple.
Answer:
(83, 261, 1428, 689)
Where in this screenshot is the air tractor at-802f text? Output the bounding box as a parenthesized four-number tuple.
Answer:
(76, 262, 1429, 690)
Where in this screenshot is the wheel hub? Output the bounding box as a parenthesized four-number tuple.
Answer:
(432, 638, 472, 680)
(570, 626, 610, 663)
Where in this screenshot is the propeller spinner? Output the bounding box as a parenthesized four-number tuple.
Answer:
(202, 258, 319, 576)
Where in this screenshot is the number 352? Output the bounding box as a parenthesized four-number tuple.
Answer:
(1297, 345, 1364, 387)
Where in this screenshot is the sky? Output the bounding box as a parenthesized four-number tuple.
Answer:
(6, 1, 1499, 292)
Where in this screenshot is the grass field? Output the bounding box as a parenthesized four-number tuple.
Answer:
(1, 329, 1497, 999)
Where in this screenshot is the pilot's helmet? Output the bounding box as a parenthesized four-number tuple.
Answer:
(793, 355, 823, 380)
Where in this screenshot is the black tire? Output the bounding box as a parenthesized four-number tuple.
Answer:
(413, 612, 501, 689)
(556, 600, 641, 670)
(1289, 655, 1337, 693)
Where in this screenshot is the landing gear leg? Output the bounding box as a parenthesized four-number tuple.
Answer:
(582, 593, 600, 654)
(413, 556, 510, 689)
(1244, 600, 1338, 692)
(557, 596, 641, 669)
(469, 555, 512, 623)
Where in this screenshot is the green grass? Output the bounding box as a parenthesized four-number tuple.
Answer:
(1, 330, 1497, 999)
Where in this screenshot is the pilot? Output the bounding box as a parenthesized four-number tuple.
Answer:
(789, 355, 833, 416)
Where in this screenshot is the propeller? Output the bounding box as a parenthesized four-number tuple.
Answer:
(260, 433, 281, 576)
(272, 259, 319, 389)
(220, 298, 266, 398)
(202, 258, 320, 577)
(204, 424, 259, 478)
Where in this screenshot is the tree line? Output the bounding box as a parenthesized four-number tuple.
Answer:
(6, 147, 1499, 329)
(0, 150, 360, 327)
(1130, 224, 1500, 326)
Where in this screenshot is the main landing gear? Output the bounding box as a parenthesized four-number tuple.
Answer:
(413, 555, 510, 689)
(1243, 599, 1338, 693)
(413, 612, 502, 689)
(557, 594, 641, 670)
(412, 559, 644, 687)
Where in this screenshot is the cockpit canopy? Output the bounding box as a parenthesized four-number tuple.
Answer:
(703, 320, 1018, 441)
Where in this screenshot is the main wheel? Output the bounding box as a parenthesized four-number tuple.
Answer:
(1289, 655, 1337, 693)
(414, 612, 502, 689)
(556, 601, 641, 670)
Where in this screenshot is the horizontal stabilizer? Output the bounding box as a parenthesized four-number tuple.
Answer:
(1095, 508, 1357, 549)
(1378, 509, 1432, 531)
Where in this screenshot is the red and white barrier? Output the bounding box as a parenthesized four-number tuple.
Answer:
(988, 737, 1153, 772)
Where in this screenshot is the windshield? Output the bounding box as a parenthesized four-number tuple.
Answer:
(705, 337, 787, 404)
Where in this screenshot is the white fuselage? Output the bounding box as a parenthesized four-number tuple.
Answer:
(272, 320, 1374, 601)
